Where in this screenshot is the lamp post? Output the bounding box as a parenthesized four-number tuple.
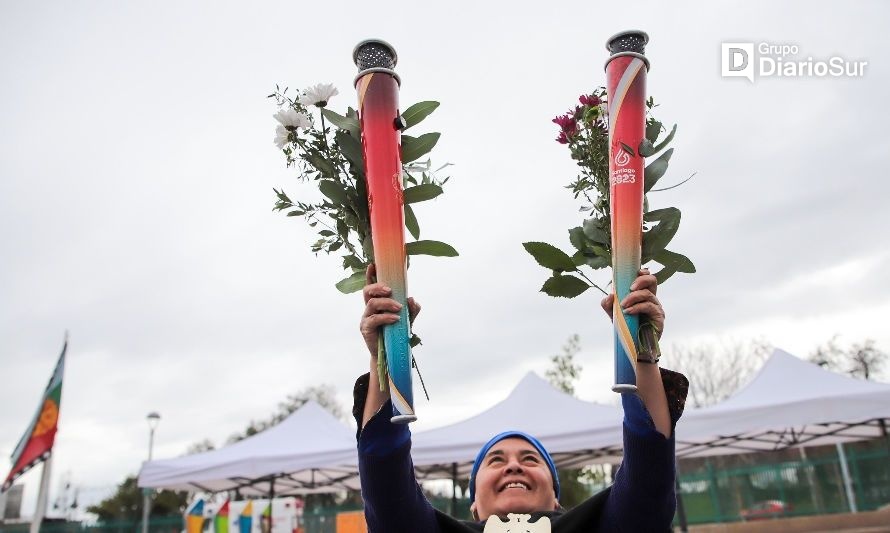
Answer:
(141, 412, 161, 533)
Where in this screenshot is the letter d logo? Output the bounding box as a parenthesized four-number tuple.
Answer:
(721, 43, 755, 82)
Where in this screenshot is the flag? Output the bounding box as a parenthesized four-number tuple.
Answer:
(3, 338, 67, 492)
(187, 498, 205, 533)
(239, 501, 253, 533)
(260, 501, 272, 533)
(214, 500, 230, 533)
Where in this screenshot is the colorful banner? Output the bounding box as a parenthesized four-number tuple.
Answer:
(2, 338, 67, 492)
(187, 499, 205, 533)
(214, 500, 230, 533)
(239, 501, 253, 533)
(260, 501, 272, 533)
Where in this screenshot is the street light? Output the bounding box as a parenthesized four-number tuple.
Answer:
(141, 412, 161, 533)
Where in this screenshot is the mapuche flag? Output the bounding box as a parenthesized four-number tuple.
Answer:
(2, 338, 67, 492)
(214, 499, 230, 533)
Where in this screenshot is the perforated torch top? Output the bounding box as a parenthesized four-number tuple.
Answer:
(353, 39, 398, 71)
(606, 30, 649, 56)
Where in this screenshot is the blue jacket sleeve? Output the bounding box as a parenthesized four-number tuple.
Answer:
(598, 368, 689, 532)
(353, 374, 440, 533)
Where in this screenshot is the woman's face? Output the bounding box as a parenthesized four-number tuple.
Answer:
(470, 437, 558, 521)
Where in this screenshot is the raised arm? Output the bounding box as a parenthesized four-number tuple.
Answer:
(354, 265, 437, 532)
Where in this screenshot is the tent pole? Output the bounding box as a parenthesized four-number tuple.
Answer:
(835, 443, 857, 513)
(451, 462, 458, 516)
(674, 457, 688, 533)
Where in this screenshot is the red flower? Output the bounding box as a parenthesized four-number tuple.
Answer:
(579, 94, 602, 107)
(552, 114, 576, 132)
(556, 131, 569, 144)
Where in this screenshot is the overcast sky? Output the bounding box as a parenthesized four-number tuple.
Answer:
(2, 0, 888, 519)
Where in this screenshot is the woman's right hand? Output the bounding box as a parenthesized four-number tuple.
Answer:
(360, 264, 420, 357)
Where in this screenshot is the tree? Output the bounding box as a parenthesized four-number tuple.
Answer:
(666, 338, 772, 407)
(185, 438, 216, 455)
(227, 384, 344, 443)
(86, 476, 188, 523)
(544, 335, 602, 509)
(810, 335, 887, 380)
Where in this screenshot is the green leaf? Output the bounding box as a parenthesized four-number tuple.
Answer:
(644, 148, 674, 193)
(652, 124, 677, 154)
(620, 142, 635, 156)
(581, 218, 609, 245)
(343, 255, 365, 271)
(522, 242, 577, 271)
(319, 180, 347, 204)
(401, 101, 440, 129)
(653, 249, 696, 273)
(403, 183, 443, 204)
(335, 130, 364, 168)
(404, 203, 420, 239)
(328, 241, 343, 252)
(641, 207, 681, 260)
(654, 265, 678, 284)
(286, 210, 304, 217)
(318, 229, 335, 237)
(321, 108, 360, 136)
(541, 275, 590, 298)
(401, 133, 440, 163)
(568, 227, 587, 251)
(638, 139, 657, 157)
(409, 334, 422, 348)
(645, 120, 662, 144)
(305, 151, 336, 178)
(406, 240, 459, 257)
(335, 270, 366, 294)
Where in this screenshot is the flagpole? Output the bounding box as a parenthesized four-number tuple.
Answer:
(30, 453, 53, 533)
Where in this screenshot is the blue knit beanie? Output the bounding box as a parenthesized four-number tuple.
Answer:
(468, 430, 560, 503)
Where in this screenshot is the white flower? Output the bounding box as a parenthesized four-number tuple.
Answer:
(273, 124, 290, 149)
(273, 108, 311, 130)
(298, 83, 339, 107)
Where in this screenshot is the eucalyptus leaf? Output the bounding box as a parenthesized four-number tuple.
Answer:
(402, 101, 440, 129)
(638, 139, 657, 157)
(652, 124, 677, 153)
(620, 142, 635, 156)
(654, 265, 678, 284)
(286, 210, 304, 217)
(404, 203, 420, 239)
(653, 249, 696, 273)
(522, 242, 576, 271)
(403, 183, 443, 204)
(335, 130, 364, 167)
(644, 148, 674, 193)
(321, 108, 360, 136)
(401, 133, 440, 163)
(335, 270, 367, 294)
(319, 180, 347, 204)
(406, 240, 458, 257)
(645, 120, 662, 144)
(541, 274, 590, 298)
(641, 207, 681, 260)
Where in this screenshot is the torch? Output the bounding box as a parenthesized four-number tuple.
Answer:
(605, 30, 650, 393)
(353, 39, 416, 423)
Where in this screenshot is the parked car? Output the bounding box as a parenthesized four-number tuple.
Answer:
(739, 500, 793, 520)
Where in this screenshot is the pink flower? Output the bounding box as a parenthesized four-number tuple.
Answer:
(556, 131, 569, 144)
(579, 94, 602, 107)
(552, 114, 575, 131)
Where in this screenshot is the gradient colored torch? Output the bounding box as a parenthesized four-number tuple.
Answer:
(605, 30, 650, 393)
(353, 39, 416, 423)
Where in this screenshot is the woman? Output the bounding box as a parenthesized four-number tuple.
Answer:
(353, 267, 688, 532)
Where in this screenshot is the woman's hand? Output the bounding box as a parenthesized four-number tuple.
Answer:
(360, 264, 420, 356)
(600, 268, 664, 338)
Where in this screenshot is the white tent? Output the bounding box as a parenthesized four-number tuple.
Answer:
(675, 349, 890, 458)
(137, 401, 360, 495)
(411, 372, 625, 480)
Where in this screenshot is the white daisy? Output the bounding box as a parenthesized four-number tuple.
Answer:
(298, 83, 339, 108)
(273, 108, 312, 130)
(273, 124, 290, 149)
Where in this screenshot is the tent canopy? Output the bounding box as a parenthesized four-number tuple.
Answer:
(411, 372, 624, 479)
(137, 401, 360, 495)
(675, 349, 890, 457)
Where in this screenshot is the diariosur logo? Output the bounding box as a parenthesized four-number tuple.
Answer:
(721, 42, 867, 82)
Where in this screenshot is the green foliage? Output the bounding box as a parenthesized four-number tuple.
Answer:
(525, 89, 695, 297)
(86, 476, 187, 523)
(227, 384, 345, 443)
(270, 87, 457, 295)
